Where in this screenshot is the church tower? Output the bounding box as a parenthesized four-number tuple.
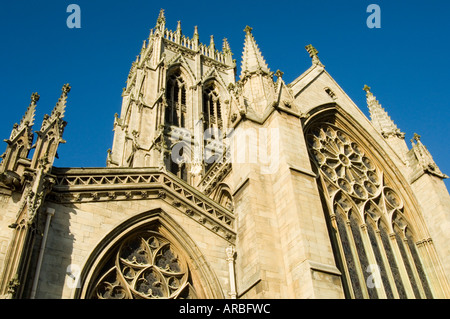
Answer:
(0, 9, 449, 300)
(108, 9, 235, 187)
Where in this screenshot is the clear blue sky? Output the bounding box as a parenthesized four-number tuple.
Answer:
(0, 1, 449, 188)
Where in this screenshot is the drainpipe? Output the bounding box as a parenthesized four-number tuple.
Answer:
(30, 207, 55, 299)
(226, 245, 237, 299)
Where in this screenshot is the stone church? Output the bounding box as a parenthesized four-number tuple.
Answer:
(0, 10, 449, 299)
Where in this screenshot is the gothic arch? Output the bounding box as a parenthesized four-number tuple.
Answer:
(202, 80, 225, 134)
(166, 64, 194, 90)
(212, 183, 234, 212)
(304, 103, 429, 238)
(74, 209, 225, 299)
(166, 140, 192, 182)
(165, 68, 189, 129)
(303, 103, 445, 298)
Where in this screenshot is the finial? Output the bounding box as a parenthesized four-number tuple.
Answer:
(62, 83, 71, 95)
(210, 35, 215, 48)
(363, 85, 371, 93)
(305, 44, 324, 67)
(412, 133, 421, 143)
(31, 92, 40, 103)
(275, 70, 284, 79)
(244, 25, 253, 34)
(177, 20, 181, 32)
(158, 8, 165, 21)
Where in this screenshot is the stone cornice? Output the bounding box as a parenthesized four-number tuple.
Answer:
(48, 167, 235, 243)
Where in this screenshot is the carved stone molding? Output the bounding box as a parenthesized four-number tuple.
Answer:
(48, 168, 235, 243)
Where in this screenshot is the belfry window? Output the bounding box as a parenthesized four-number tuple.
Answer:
(306, 123, 433, 299)
(165, 70, 186, 128)
(202, 84, 222, 134)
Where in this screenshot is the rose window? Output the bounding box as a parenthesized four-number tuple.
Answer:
(307, 125, 384, 202)
(89, 231, 197, 299)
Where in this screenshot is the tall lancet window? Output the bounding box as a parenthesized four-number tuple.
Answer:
(165, 70, 186, 128)
(306, 123, 434, 299)
(202, 84, 222, 135)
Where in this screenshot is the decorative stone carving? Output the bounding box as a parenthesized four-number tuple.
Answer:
(89, 230, 198, 299)
(305, 44, 324, 67)
(410, 133, 447, 179)
(307, 123, 434, 299)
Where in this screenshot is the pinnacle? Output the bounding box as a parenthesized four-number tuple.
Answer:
(19, 92, 39, 128)
(50, 83, 71, 120)
(240, 26, 270, 79)
(364, 85, 403, 138)
(155, 8, 166, 31)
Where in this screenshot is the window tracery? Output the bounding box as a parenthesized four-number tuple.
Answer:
(306, 123, 433, 299)
(165, 70, 186, 128)
(89, 230, 197, 299)
(203, 84, 222, 134)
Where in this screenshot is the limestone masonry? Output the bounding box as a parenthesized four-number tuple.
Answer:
(0, 10, 449, 299)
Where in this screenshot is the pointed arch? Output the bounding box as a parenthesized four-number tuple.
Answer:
(166, 140, 192, 182)
(213, 183, 234, 212)
(165, 68, 188, 128)
(304, 103, 445, 298)
(202, 80, 225, 135)
(75, 209, 225, 299)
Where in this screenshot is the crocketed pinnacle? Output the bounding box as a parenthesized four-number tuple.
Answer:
(50, 83, 71, 120)
(20, 92, 39, 128)
(154, 8, 166, 31)
(240, 26, 270, 79)
(363, 85, 404, 138)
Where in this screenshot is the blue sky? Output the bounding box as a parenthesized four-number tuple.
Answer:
(0, 1, 449, 188)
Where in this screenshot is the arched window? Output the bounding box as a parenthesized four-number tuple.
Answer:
(87, 230, 197, 299)
(216, 187, 234, 211)
(306, 123, 433, 299)
(167, 142, 189, 182)
(165, 70, 186, 128)
(202, 84, 222, 134)
(76, 211, 225, 299)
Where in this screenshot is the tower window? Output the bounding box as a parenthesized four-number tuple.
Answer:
(202, 84, 222, 134)
(165, 70, 186, 128)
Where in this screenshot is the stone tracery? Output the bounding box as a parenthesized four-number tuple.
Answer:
(307, 123, 433, 299)
(90, 230, 197, 299)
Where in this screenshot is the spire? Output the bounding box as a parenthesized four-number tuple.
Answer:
(305, 44, 324, 67)
(363, 85, 404, 139)
(240, 26, 270, 79)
